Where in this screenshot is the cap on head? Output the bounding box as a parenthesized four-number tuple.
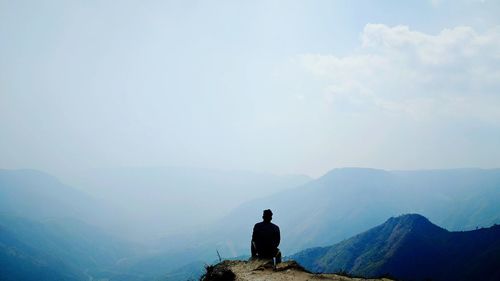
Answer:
(263, 209, 273, 221)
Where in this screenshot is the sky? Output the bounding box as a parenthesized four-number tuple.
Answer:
(1, 0, 500, 177)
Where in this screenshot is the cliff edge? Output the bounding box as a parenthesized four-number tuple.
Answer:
(200, 259, 393, 281)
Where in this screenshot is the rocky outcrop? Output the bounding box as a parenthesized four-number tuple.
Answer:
(200, 259, 393, 281)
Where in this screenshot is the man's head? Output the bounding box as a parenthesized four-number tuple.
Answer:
(262, 209, 273, 222)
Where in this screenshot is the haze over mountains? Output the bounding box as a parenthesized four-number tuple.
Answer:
(0, 167, 309, 280)
(62, 167, 310, 240)
(199, 168, 500, 256)
(0, 169, 108, 226)
(0, 168, 309, 241)
(1, 167, 499, 281)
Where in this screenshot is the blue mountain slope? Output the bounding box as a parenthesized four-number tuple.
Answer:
(0, 223, 85, 281)
(292, 214, 500, 281)
(0, 214, 143, 281)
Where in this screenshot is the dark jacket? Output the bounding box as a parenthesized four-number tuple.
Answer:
(251, 221, 280, 258)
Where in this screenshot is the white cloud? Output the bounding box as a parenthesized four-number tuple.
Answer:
(299, 24, 500, 121)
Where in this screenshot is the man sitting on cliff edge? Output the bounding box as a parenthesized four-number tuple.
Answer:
(251, 209, 282, 264)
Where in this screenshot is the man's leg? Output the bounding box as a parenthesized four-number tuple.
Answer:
(275, 248, 282, 264)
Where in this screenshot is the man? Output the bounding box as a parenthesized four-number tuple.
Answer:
(251, 209, 281, 263)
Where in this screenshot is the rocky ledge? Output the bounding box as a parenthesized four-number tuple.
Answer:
(200, 259, 393, 281)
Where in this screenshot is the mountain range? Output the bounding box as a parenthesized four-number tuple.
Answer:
(0, 168, 308, 280)
(292, 214, 500, 281)
(194, 168, 500, 257)
(62, 167, 311, 240)
(1, 167, 499, 280)
(113, 167, 500, 280)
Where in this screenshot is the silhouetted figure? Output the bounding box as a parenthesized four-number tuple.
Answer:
(251, 209, 282, 264)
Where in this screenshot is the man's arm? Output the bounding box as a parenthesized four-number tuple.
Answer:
(277, 227, 280, 246)
(251, 225, 257, 257)
(252, 224, 257, 242)
(251, 241, 257, 257)
(273, 226, 280, 248)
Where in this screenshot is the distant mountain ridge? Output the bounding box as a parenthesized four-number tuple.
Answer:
(0, 169, 98, 221)
(204, 168, 500, 256)
(293, 214, 500, 281)
(62, 166, 311, 240)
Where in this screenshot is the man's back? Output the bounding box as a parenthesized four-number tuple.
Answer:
(252, 221, 280, 258)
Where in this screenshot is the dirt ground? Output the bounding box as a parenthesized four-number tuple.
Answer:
(202, 259, 393, 281)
